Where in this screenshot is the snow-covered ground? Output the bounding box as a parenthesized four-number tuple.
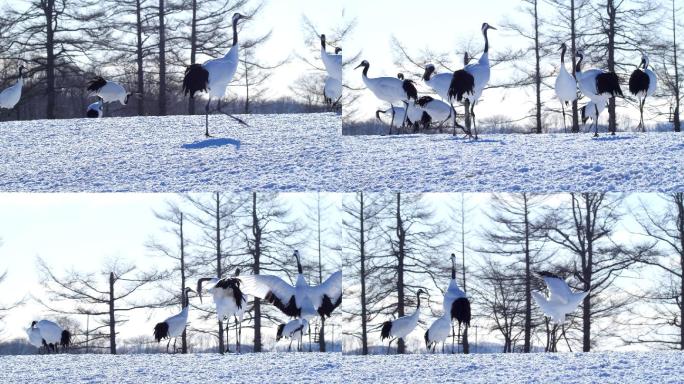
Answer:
(1, 352, 683, 383)
(0, 353, 341, 383)
(340, 352, 684, 383)
(1, 114, 682, 192)
(341, 132, 684, 192)
(0, 113, 342, 192)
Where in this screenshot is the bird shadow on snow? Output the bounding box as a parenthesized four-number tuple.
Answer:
(591, 135, 636, 142)
(182, 138, 241, 150)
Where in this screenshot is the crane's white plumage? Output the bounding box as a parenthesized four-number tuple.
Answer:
(86, 77, 132, 106)
(320, 35, 342, 81)
(182, 13, 249, 136)
(355, 60, 418, 109)
(532, 271, 588, 324)
(629, 54, 657, 131)
(444, 254, 471, 329)
(323, 76, 342, 107)
(154, 287, 194, 353)
(555, 43, 578, 132)
(424, 313, 451, 353)
(574, 50, 623, 136)
(0, 66, 25, 110)
(238, 251, 342, 321)
(423, 64, 453, 102)
(31, 320, 70, 353)
(380, 289, 425, 354)
(416, 96, 453, 127)
(276, 318, 309, 352)
(26, 326, 44, 349)
(198, 270, 248, 353)
(581, 100, 606, 132)
(86, 99, 103, 118)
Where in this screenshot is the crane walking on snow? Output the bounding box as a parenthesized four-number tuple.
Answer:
(153, 287, 195, 353)
(380, 289, 425, 354)
(555, 43, 578, 133)
(628, 54, 657, 132)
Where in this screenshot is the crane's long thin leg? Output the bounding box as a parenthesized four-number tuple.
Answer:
(452, 323, 455, 354)
(225, 321, 231, 353)
(458, 323, 462, 354)
(640, 98, 646, 132)
(561, 102, 567, 133)
(401, 101, 410, 132)
(173, 338, 177, 354)
(235, 316, 240, 353)
(442, 341, 445, 354)
(166, 339, 171, 354)
(288, 339, 293, 352)
(387, 338, 394, 355)
(205, 97, 212, 137)
(594, 104, 599, 137)
(389, 108, 394, 136)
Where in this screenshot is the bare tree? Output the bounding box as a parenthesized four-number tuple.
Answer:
(37, 257, 166, 354)
(480, 193, 551, 352)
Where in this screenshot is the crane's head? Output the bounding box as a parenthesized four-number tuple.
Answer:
(354, 60, 369, 70)
(320, 34, 327, 46)
(559, 42, 567, 52)
(423, 64, 436, 81)
(185, 287, 195, 294)
(30, 321, 37, 328)
(233, 13, 249, 23)
(575, 49, 584, 59)
(481, 23, 497, 33)
(335, 47, 342, 54)
(234, 268, 241, 277)
(397, 73, 404, 80)
(640, 54, 649, 69)
(18, 65, 26, 76)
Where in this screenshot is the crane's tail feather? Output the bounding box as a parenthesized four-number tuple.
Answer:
(153, 322, 169, 342)
(380, 321, 392, 340)
(451, 297, 471, 327)
(448, 70, 475, 102)
(402, 80, 418, 101)
(182, 64, 209, 99)
(596, 72, 623, 97)
(86, 77, 107, 93)
(60, 330, 71, 348)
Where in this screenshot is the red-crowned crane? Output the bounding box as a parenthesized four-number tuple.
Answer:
(574, 49, 623, 137)
(153, 287, 195, 353)
(30, 320, 71, 354)
(0, 66, 25, 111)
(555, 43, 578, 132)
(443, 253, 471, 353)
(197, 269, 248, 353)
(448, 23, 497, 139)
(86, 77, 137, 106)
(86, 99, 103, 118)
(276, 318, 309, 352)
(355, 60, 418, 132)
(416, 96, 454, 132)
(628, 54, 657, 132)
(532, 271, 588, 325)
(580, 100, 606, 134)
(182, 13, 250, 137)
(321, 35, 342, 81)
(238, 251, 342, 322)
(425, 313, 451, 354)
(380, 289, 425, 354)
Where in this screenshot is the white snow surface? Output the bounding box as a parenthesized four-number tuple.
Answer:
(0, 114, 683, 192)
(342, 133, 684, 192)
(341, 352, 684, 383)
(1, 352, 684, 383)
(0, 353, 341, 383)
(0, 113, 342, 192)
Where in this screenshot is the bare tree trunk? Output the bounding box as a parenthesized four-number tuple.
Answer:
(109, 272, 116, 354)
(180, 213, 187, 353)
(582, 197, 594, 352)
(606, 0, 617, 135)
(570, 0, 580, 133)
(523, 195, 532, 352)
(359, 192, 369, 355)
(252, 192, 262, 352)
(676, 193, 684, 349)
(317, 195, 326, 352)
(44, 0, 56, 119)
(158, 0, 167, 116)
(188, 0, 197, 115)
(533, 0, 542, 134)
(674, 0, 681, 132)
(136, 0, 144, 116)
(215, 193, 224, 353)
(396, 193, 406, 354)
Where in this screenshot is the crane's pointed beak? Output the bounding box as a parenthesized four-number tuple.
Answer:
(354, 64, 363, 70)
(488, 26, 498, 31)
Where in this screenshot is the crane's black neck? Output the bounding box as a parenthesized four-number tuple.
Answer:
(575, 54, 583, 73)
(423, 67, 434, 82)
(361, 63, 369, 77)
(295, 254, 303, 274)
(183, 289, 190, 308)
(416, 291, 422, 308)
(451, 254, 456, 280)
(561, 45, 567, 64)
(232, 18, 239, 46)
(321, 35, 326, 50)
(483, 28, 489, 54)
